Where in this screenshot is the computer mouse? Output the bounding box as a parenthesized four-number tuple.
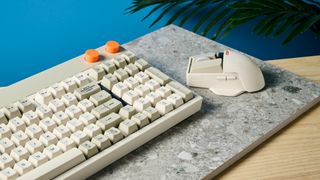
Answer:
(186, 50, 265, 96)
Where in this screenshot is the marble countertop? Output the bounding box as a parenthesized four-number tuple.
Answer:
(90, 25, 320, 180)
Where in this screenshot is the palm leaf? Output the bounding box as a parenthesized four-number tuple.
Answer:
(127, 0, 320, 45)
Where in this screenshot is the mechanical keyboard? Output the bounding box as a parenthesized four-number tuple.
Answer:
(0, 41, 202, 179)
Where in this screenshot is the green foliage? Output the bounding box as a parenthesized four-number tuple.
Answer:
(126, 0, 320, 45)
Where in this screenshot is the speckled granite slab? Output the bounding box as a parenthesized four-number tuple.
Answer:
(90, 25, 320, 180)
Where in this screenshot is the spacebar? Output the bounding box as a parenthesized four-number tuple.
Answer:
(17, 148, 86, 180)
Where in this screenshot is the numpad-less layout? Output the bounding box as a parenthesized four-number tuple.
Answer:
(0, 25, 320, 180)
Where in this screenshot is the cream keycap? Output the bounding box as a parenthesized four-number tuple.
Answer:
(15, 99, 35, 113)
(0, 138, 15, 154)
(96, 112, 122, 131)
(104, 127, 123, 143)
(101, 74, 118, 90)
(0, 167, 19, 180)
(10, 146, 29, 162)
(79, 112, 96, 125)
(134, 84, 150, 97)
(2, 105, 21, 120)
(43, 144, 62, 159)
(57, 137, 76, 152)
(0, 124, 11, 139)
(21, 111, 39, 125)
(0, 154, 15, 169)
(124, 77, 139, 89)
(48, 83, 66, 98)
(166, 81, 193, 102)
(83, 124, 101, 138)
(14, 159, 33, 175)
(119, 105, 136, 119)
(39, 132, 58, 147)
(118, 119, 138, 136)
(53, 125, 71, 139)
(25, 139, 44, 154)
(48, 99, 66, 112)
(78, 99, 95, 112)
(112, 82, 129, 97)
(61, 78, 78, 93)
(100, 61, 116, 74)
(39, 118, 57, 132)
(66, 119, 84, 133)
(86, 66, 106, 81)
(73, 73, 90, 87)
(65, 105, 82, 119)
(89, 91, 111, 106)
(8, 117, 26, 132)
(155, 99, 174, 115)
(114, 68, 129, 81)
(91, 134, 111, 151)
(52, 111, 70, 125)
(134, 58, 150, 70)
(35, 105, 53, 119)
(133, 98, 151, 112)
(111, 56, 127, 68)
(70, 131, 89, 145)
(79, 141, 99, 158)
(134, 72, 149, 84)
(131, 113, 149, 128)
(145, 79, 161, 91)
(28, 152, 48, 167)
(167, 93, 184, 108)
(122, 90, 140, 105)
(142, 107, 161, 122)
(145, 67, 170, 85)
(25, 124, 43, 139)
(124, 64, 139, 76)
(11, 131, 29, 146)
(74, 82, 101, 100)
(34, 89, 53, 105)
(61, 93, 78, 106)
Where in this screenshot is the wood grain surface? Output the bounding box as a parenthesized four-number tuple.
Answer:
(216, 55, 320, 180)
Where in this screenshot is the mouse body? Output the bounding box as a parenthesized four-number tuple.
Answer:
(186, 50, 265, 96)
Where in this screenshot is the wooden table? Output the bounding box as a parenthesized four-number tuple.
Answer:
(217, 56, 320, 180)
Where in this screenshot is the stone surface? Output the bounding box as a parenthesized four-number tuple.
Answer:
(91, 25, 320, 179)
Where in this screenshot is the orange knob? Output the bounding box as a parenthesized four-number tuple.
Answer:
(84, 49, 99, 63)
(105, 40, 120, 53)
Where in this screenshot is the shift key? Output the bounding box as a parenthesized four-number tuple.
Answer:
(74, 82, 101, 100)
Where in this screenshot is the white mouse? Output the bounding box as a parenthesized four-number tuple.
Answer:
(186, 50, 265, 96)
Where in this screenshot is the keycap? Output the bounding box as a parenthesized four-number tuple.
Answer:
(39, 117, 57, 132)
(104, 127, 123, 143)
(0, 167, 19, 180)
(35, 89, 53, 105)
(25, 139, 44, 154)
(167, 93, 184, 108)
(134, 84, 150, 97)
(39, 132, 58, 147)
(0, 138, 15, 154)
(79, 112, 96, 125)
(48, 83, 66, 98)
(114, 68, 129, 81)
(112, 82, 129, 97)
(61, 78, 78, 93)
(25, 124, 43, 139)
(91, 104, 111, 119)
(111, 56, 127, 68)
(105, 40, 120, 53)
(100, 61, 116, 74)
(86, 66, 106, 81)
(119, 105, 136, 119)
(10, 146, 29, 162)
(118, 119, 138, 136)
(73, 73, 90, 87)
(166, 81, 193, 102)
(35, 105, 53, 119)
(155, 99, 174, 115)
(43, 144, 62, 159)
(8, 117, 26, 132)
(66, 119, 84, 133)
(0, 154, 15, 169)
(91, 134, 111, 151)
(142, 107, 161, 122)
(14, 159, 33, 175)
(0, 124, 11, 139)
(18, 148, 85, 180)
(156, 86, 171, 98)
(124, 64, 139, 76)
(89, 91, 111, 106)
(57, 137, 76, 152)
(134, 72, 149, 84)
(15, 99, 35, 113)
(74, 82, 101, 100)
(11, 130, 29, 146)
(131, 113, 149, 128)
(145, 92, 162, 106)
(145, 67, 170, 85)
(62, 93, 78, 106)
(28, 152, 48, 167)
(21, 111, 40, 125)
(2, 105, 21, 120)
(135, 58, 150, 70)
(52, 111, 70, 125)
(145, 79, 161, 91)
(79, 141, 98, 158)
(122, 90, 140, 105)
(96, 112, 122, 131)
(78, 99, 95, 112)
(70, 131, 89, 145)
(65, 105, 82, 119)
(83, 124, 101, 138)
(84, 49, 99, 63)
(101, 74, 118, 90)
(133, 97, 151, 112)
(0, 111, 7, 124)
(124, 77, 139, 89)
(53, 125, 71, 139)
(121, 51, 137, 63)
(48, 99, 66, 112)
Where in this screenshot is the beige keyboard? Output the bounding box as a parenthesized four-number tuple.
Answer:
(0, 42, 202, 179)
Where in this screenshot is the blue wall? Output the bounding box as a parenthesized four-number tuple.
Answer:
(0, 0, 319, 86)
